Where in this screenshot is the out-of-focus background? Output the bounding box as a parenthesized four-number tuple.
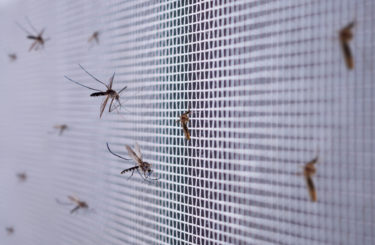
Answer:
(1, 0, 375, 244)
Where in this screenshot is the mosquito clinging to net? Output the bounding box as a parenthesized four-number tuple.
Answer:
(64, 65, 127, 118)
(16, 17, 49, 52)
(56, 195, 89, 214)
(106, 142, 160, 182)
(339, 21, 355, 70)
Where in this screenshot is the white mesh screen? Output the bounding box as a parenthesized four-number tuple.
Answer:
(1, 0, 375, 244)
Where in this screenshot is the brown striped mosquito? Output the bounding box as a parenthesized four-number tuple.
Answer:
(298, 155, 319, 202)
(16, 17, 49, 52)
(56, 195, 89, 214)
(88, 31, 100, 45)
(339, 21, 355, 70)
(106, 142, 160, 182)
(64, 65, 127, 118)
(177, 108, 191, 140)
(8, 53, 17, 62)
(6, 227, 14, 235)
(16, 172, 27, 182)
(53, 124, 68, 136)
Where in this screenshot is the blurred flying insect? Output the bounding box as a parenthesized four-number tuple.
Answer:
(16, 172, 27, 182)
(53, 124, 68, 136)
(64, 65, 127, 118)
(177, 108, 191, 140)
(56, 195, 89, 214)
(300, 155, 319, 202)
(16, 17, 49, 52)
(8, 53, 17, 62)
(6, 227, 14, 235)
(107, 142, 160, 182)
(339, 21, 355, 70)
(88, 31, 100, 45)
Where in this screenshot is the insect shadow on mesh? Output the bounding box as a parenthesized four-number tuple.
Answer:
(106, 142, 160, 182)
(56, 195, 91, 214)
(16, 172, 27, 182)
(6, 227, 14, 235)
(88, 31, 100, 45)
(15, 17, 49, 52)
(8, 53, 17, 62)
(339, 21, 355, 70)
(53, 124, 68, 136)
(64, 65, 127, 118)
(298, 155, 319, 202)
(177, 107, 192, 140)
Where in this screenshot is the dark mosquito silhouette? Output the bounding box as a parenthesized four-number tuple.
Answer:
(299, 155, 319, 202)
(6, 227, 14, 235)
(16, 17, 49, 52)
(16, 172, 27, 182)
(64, 65, 127, 118)
(88, 31, 100, 45)
(8, 53, 17, 62)
(339, 21, 355, 70)
(177, 108, 191, 140)
(56, 196, 88, 214)
(53, 124, 68, 136)
(107, 142, 159, 182)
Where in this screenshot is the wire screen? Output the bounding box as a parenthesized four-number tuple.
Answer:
(1, 0, 374, 244)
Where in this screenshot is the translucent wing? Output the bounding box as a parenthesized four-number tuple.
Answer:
(126, 145, 142, 164)
(181, 122, 191, 140)
(108, 72, 115, 89)
(29, 40, 38, 52)
(99, 96, 109, 118)
(341, 41, 354, 69)
(134, 142, 142, 160)
(305, 176, 317, 202)
(68, 195, 80, 204)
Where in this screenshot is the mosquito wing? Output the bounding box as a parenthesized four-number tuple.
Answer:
(126, 145, 142, 164)
(134, 142, 142, 160)
(100, 96, 110, 118)
(181, 122, 191, 140)
(68, 195, 80, 204)
(305, 176, 317, 202)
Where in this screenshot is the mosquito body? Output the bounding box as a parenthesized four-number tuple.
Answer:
(16, 17, 49, 52)
(64, 65, 127, 118)
(8, 53, 17, 62)
(107, 142, 159, 182)
(17, 172, 27, 182)
(6, 227, 14, 235)
(56, 196, 88, 214)
(177, 108, 191, 140)
(88, 31, 100, 44)
(54, 124, 68, 135)
(302, 156, 319, 202)
(339, 21, 355, 69)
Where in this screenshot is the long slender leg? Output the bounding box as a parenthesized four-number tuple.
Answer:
(25, 16, 38, 34)
(64, 76, 101, 91)
(78, 64, 108, 89)
(15, 21, 32, 35)
(70, 206, 80, 214)
(106, 142, 130, 161)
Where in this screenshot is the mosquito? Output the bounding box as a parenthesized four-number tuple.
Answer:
(106, 142, 159, 182)
(299, 155, 319, 202)
(339, 21, 355, 70)
(8, 53, 17, 62)
(64, 65, 127, 118)
(6, 227, 14, 235)
(88, 31, 100, 45)
(177, 108, 191, 140)
(56, 195, 89, 214)
(53, 124, 68, 136)
(16, 172, 27, 182)
(16, 17, 49, 52)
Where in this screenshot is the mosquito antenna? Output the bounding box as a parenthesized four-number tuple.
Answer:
(78, 64, 108, 89)
(106, 143, 130, 161)
(64, 75, 102, 92)
(15, 21, 32, 35)
(25, 16, 38, 34)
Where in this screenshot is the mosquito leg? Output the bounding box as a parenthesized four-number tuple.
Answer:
(127, 169, 135, 180)
(25, 16, 38, 34)
(70, 206, 80, 214)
